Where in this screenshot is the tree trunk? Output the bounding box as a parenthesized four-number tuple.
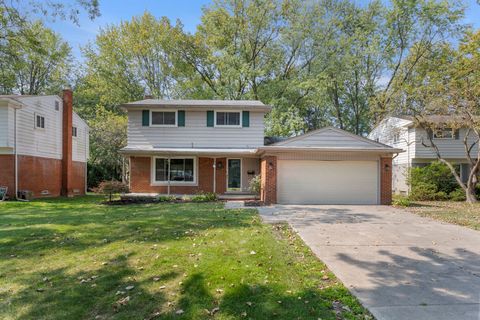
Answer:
(465, 185, 477, 203)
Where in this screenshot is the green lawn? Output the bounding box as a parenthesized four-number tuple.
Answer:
(408, 201, 480, 231)
(0, 196, 369, 320)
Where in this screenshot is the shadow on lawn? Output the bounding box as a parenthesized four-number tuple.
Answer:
(0, 197, 253, 258)
(3, 255, 171, 319)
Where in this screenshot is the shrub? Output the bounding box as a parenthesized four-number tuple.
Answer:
(249, 175, 261, 195)
(392, 195, 411, 207)
(158, 195, 177, 202)
(191, 192, 217, 202)
(449, 188, 466, 201)
(408, 162, 459, 201)
(96, 180, 129, 201)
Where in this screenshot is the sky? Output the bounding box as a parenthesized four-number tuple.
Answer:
(46, 0, 480, 61)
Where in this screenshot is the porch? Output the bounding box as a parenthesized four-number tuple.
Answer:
(122, 148, 261, 196)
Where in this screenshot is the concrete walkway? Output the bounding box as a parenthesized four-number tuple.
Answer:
(258, 205, 480, 320)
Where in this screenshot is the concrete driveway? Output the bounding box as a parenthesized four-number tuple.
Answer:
(258, 205, 480, 320)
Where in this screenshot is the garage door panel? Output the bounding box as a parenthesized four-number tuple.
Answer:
(277, 160, 378, 204)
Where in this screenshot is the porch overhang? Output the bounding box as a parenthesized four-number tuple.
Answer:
(120, 146, 259, 157)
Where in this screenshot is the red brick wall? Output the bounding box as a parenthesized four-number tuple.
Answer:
(71, 161, 86, 195)
(380, 157, 393, 205)
(17, 155, 62, 197)
(129, 156, 225, 194)
(0, 155, 15, 197)
(260, 156, 277, 205)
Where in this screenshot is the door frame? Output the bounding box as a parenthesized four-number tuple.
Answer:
(226, 158, 242, 192)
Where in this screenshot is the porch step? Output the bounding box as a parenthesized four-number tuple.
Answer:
(219, 194, 258, 200)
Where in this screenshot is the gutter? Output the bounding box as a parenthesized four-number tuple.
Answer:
(256, 146, 405, 155)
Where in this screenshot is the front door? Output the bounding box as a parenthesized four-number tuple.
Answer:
(227, 159, 242, 191)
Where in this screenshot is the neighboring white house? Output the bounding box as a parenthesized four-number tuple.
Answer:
(368, 115, 478, 194)
(0, 91, 89, 198)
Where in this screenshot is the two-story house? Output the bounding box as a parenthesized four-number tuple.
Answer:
(0, 90, 89, 199)
(121, 99, 400, 205)
(368, 116, 477, 194)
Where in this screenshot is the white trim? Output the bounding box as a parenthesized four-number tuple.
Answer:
(150, 156, 198, 186)
(149, 109, 178, 127)
(214, 110, 242, 128)
(227, 158, 242, 191)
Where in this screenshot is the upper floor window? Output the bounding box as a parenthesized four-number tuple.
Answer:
(433, 128, 454, 139)
(35, 114, 45, 129)
(72, 126, 78, 137)
(393, 132, 400, 143)
(215, 111, 241, 127)
(55, 101, 60, 111)
(151, 111, 176, 126)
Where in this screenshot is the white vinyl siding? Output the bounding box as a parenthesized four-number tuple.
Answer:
(72, 112, 89, 162)
(127, 110, 265, 148)
(15, 96, 63, 159)
(414, 128, 479, 159)
(277, 160, 379, 205)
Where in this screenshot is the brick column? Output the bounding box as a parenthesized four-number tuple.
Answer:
(260, 156, 277, 205)
(380, 157, 393, 205)
(61, 89, 73, 197)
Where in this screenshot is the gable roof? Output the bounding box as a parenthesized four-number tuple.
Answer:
(259, 127, 402, 153)
(121, 99, 272, 111)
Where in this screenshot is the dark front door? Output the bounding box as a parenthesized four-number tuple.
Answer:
(227, 159, 241, 191)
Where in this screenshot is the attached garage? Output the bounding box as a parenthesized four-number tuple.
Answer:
(259, 127, 402, 205)
(277, 160, 378, 204)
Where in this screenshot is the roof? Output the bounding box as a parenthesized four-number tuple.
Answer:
(120, 99, 272, 111)
(387, 115, 475, 127)
(267, 127, 400, 152)
(120, 146, 258, 156)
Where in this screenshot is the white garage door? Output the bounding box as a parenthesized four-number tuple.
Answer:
(277, 160, 379, 204)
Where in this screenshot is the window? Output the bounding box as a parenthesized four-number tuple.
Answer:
(55, 101, 60, 111)
(154, 158, 195, 183)
(35, 114, 45, 129)
(151, 111, 176, 126)
(72, 126, 78, 137)
(393, 133, 400, 143)
(433, 128, 454, 139)
(215, 111, 241, 127)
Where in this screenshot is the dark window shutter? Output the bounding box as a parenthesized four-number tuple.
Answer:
(454, 129, 460, 140)
(178, 110, 185, 127)
(142, 110, 149, 126)
(207, 110, 214, 127)
(242, 111, 250, 127)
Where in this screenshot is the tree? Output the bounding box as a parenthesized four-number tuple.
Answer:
(6, 21, 72, 95)
(388, 31, 480, 202)
(86, 106, 128, 188)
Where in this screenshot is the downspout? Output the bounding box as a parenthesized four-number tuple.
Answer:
(213, 157, 216, 193)
(14, 107, 18, 200)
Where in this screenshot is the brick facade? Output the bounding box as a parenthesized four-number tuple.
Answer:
(129, 156, 227, 194)
(71, 161, 86, 196)
(380, 157, 393, 205)
(260, 155, 277, 205)
(0, 155, 15, 197)
(17, 155, 62, 197)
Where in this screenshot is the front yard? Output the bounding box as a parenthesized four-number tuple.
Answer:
(407, 201, 480, 231)
(0, 196, 369, 319)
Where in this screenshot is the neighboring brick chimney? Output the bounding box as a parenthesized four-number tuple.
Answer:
(61, 88, 73, 197)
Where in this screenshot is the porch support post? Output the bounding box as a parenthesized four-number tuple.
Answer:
(213, 157, 217, 193)
(167, 157, 171, 195)
(260, 155, 277, 205)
